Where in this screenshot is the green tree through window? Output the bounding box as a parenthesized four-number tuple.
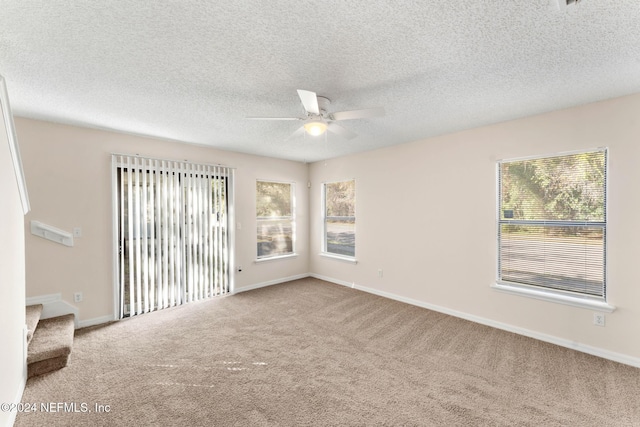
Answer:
(498, 149, 606, 298)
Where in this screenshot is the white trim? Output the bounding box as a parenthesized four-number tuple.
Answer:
(111, 154, 120, 321)
(5, 373, 26, 427)
(256, 179, 297, 261)
(82, 274, 312, 327)
(23, 275, 636, 368)
(496, 146, 606, 164)
(312, 274, 639, 368)
(496, 148, 609, 302)
(77, 315, 115, 329)
(319, 252, 357, 264)
(234, 273, 310, 294)
(25, 293, 61, 306)
(321, 179, 356, 258)
(0, 75, 30, 214)
(255, 253, 298, 263)
(492, 282, 615, 313)
(70, 274, 308, 328)
(22, 325, 27, 377)
(9, 326, 29, 427)
(25, 294, 79, 328)
(309, 273, 355, 288)
(256, 178, 295, 185)
(227, 170, 236, 294)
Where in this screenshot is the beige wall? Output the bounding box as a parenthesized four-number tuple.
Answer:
(0, 109, 27, 426)
(310, 93, 640, 360)
(16, 118, 309, 324)
(13, 92, 640, 363)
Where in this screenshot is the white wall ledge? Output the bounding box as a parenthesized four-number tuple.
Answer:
(319, 252, 358, 264)
(255, 253, 298, 263)
(492, 282, 615, 313)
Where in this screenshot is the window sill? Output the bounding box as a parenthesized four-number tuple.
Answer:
(319, 252, 358, 264)
(491, 282, 615, 313)
(255, 253, 298, 263)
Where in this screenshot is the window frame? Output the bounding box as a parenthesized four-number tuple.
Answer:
(493, 148, 615, 312)
(321, 179, 357, 263)
(255, 179, 296, 261)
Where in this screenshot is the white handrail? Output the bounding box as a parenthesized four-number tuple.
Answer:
(30, 221, 74, 247)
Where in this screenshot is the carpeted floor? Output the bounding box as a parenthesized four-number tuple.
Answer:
(16, 278, 640, 426)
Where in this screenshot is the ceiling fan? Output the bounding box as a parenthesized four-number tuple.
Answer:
(247, 90, 385, 140)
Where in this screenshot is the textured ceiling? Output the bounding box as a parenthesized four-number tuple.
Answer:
(1, 1, 639, 162)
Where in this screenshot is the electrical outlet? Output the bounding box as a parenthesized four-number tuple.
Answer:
(378, 269, 383, 278)
(74, 292, 83, 303)
(593, 312, 605, 327)
(236, 265, 242, 273)
(73, 227, 82, 238)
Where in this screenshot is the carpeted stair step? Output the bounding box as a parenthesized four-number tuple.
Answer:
(27, 313, 75, 378)
(25, 304, 43, 346)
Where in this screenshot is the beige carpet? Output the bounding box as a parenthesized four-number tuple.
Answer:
(27, 313, 75, 378)
(16, 278, 640, 426)
(25, 304, 43, 345)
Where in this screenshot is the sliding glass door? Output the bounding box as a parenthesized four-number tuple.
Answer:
(112, 155, 234, 318)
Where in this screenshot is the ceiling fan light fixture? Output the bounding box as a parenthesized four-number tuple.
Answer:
(303, 121, 327, 136)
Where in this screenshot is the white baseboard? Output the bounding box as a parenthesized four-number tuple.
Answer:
(311, 273, 640, 369)
(4, 374, 26, 427)
(1, 328, 27, 427)
(79, 274, 313, 327)
(309, 273, 355, 289)
(76, 274, 313, 327)
(26, 274, 639, 368)
(77, 315, 115, 329)
(26, 294, 79, 328)
(28, 273, 312, 330)
(235, 273, 311, 294)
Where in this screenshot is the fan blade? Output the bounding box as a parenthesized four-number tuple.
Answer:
(331, 107, 385, 121)
(247, 117, 300, 120)
(327, 122, 357, 140)
(297, 89, 320, 115)
(286, 126, 306, 140)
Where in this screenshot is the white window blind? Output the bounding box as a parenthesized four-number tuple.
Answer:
(113, 154, 233, 318)
(498, 149, 606, 299)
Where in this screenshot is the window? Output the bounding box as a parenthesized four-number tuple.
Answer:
(256, 181, 295, 259)
(497, 149, 607, 301)
(113, 155, 233, 318)
(322, 180, 356, 258)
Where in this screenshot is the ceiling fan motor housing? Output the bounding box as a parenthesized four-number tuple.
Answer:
(248, 89, 384, 140)
(316, 96, 331, 116)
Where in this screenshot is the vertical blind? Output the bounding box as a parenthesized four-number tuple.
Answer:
(113, 154, 233, 318)
(498, 149, 606, 298)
